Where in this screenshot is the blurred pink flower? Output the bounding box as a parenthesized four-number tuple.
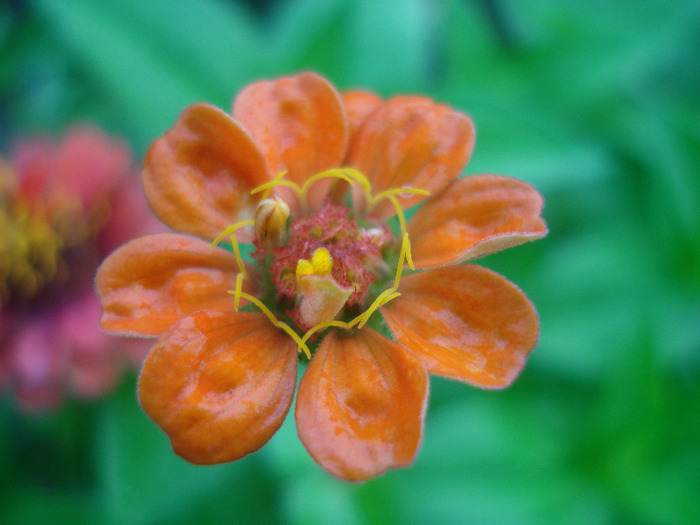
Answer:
(0, 126, 162, 411)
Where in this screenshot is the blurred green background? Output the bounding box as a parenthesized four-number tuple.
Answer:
(2, 0, 700, 523)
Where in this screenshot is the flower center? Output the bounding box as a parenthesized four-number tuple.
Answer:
(269, 200, 389, 306)
(213, 168, 427, 358)
(1, 165, 107, 307)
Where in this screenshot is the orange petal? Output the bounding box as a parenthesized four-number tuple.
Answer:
(232, 72, 349, 208)
(138, 311, 297, 464)
(296, 328, 428, 481)
(96, 233, 250, 337)
(342, 90, 382, 144)
(143, 103, 270, 240)
(408, 175, 547, 269)
(382, 265, 539, 389)
(345, 96, 474, 219)
(326, 91, 383, 204)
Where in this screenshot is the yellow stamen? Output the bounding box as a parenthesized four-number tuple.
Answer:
(300, 169, 355, 201)
(239, 168, 428, 357)
(211, 221, 250, 248)
(233, 272, 245, 311)
(405, 234, 415, 271)
(231, 291, 311, 359)
(386, 195, 408, 237)
(300, 319, 352, 348)
(371, 186, 430, 205)
(230, 233, 247, 277)
(250, 168, 428, 230)
(211, 219, 255, 276)
(250, 178, 301, 199)
(339, 168, 373, 203)
(356, 289, 401, 328)
(254, 170, 289, 200)
(369, 187, 430, 235)
(393, 232, 410, 289)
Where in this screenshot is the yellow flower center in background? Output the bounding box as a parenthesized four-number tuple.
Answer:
(0, 201, 65, 304)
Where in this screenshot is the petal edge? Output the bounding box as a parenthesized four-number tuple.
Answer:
(382, 265, 539, 388)
(408, 175, 547, 269)
(143, 103, 270, 240)
(233, 72, 349, 208)
(138, 311, 297, 464)
(296, 328, 428, 481)
(346, 96, 475, 219)
(96, 233, 249, 337)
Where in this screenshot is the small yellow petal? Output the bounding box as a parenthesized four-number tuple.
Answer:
(296, 259, 314, 278)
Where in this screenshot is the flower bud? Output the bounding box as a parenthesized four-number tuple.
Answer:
(255, 197, 289, 249)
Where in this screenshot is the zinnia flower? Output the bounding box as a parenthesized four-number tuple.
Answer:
(96, 73, 547, 481)
(0, 126, 160, 411)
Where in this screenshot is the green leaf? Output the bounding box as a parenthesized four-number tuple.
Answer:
(31, 0, 265, 139)
(94, 376, 282, 525)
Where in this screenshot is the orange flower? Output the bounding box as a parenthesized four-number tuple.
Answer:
(96, 73, 547, 481)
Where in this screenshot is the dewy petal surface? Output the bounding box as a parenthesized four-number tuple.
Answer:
(138, 311, 297, 465)
(143, 103, 270, 240)
(345, 96, 475, 219)
(408, 175, 547, 269)
(232, 72, 348, 206)
(382, 265, 539, 389)
(296, 328, 428, 481)
(96, 233, 249, 337)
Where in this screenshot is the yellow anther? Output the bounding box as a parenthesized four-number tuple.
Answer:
(296, 259, 314, 278)
(311, 247, 332, 276)
(296, 247, 332, 282)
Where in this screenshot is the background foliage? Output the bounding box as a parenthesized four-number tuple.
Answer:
(2, 0, 699, 523)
